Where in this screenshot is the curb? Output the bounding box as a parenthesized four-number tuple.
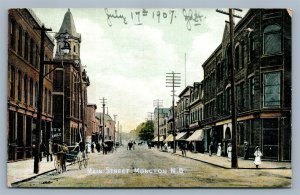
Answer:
(169, 152, 291, 170)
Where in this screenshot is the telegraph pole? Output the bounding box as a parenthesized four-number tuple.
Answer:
(100, 97, 107, 154)
(216, 8, 242, 168)
(33, 25, 52, 174)
(166, 72, 181, 153)
(153, 99, 163, 149)
(113, 115, 117, 147)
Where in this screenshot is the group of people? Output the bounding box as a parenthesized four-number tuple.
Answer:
(211, 141, 263, 168)
(91, 142, 110, 154)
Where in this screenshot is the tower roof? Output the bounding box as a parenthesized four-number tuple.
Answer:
(56, 8, 81, 40)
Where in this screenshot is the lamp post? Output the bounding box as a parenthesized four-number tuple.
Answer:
(33, 25, 70, 174)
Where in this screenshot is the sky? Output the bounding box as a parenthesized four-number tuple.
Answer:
(33, 8, 247, 132)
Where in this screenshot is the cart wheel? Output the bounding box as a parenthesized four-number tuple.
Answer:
(78, 157, 82, 170)
(83, 158, 88, 168)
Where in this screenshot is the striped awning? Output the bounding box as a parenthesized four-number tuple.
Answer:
(176, 132, 188, 140)
(164, 134, 174, 142)
(186, 129, 204, 141)
(152, 136, 164, 142)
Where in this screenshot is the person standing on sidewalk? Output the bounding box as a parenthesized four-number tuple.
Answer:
(254, 146, 263, 168)
(227, 143, 232, 161)
(243, 141, 249, 160)
(217, 143, 222, 156)
(209, 142, 213, 156)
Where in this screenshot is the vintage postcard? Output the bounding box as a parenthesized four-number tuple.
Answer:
(7, 8, 292, 188)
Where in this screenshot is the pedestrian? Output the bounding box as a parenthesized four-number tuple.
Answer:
(254, 146, 263, 169)
(91, 142, 95, 153)
(227, 143, 232, 161)
(217, 143, 222, 156)
(243, 141, 249, 160)
(62, 143, 69, 172)
(209, 142, 213, 156)
(181, 142, 187, 157)
(47, 139, 53, 162)
(96, 142, 100, 152)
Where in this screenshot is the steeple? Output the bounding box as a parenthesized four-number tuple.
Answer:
(56, 8, 81, 40)
(55, 8, 81, 59)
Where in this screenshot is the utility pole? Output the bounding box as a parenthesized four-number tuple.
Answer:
(120, 124, 122, 145)
(113, 115, 117, 147)
(33, 25, 52, 174)
(166, 72, 181, 153)
(216, 8, 242, 168)
(148, 112, 154, 121)
(100, 97, 107, 154)
(153, 99, 163, 149)
(117, 121, 120, 144)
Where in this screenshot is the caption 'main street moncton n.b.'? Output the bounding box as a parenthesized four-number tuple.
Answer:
(7, 8, 292, 188)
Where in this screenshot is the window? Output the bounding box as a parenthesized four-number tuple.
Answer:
(35, 82, 38, 108)
(235, 45, 240, 71)
(48, 90, 51, 114)
(24, 75, 28, 104)
(264, 72, 281, 107)
(249, 77, 255, 109)
(248, 32, 254, 61)
(30, 39, 34, 64)
(17, 70, 22, 101)
(18, 27, 23, 56)
(237, 82, 245, 111)
(24, 33, 29, 61)
(10, 19, 16, 50)
(263, 24, 282, 55)
(44, 88, 47, 113)
(10, 66, 15, 98)
(73, 45, 76, 52)
(226, 45, 232, 75)
(29, 78, 33, 105)
(35, 44, 39, 69)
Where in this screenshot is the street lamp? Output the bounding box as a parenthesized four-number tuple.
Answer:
(33, 25, 71, 174)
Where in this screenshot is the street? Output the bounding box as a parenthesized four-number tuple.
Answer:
(14, 144, 291, 188)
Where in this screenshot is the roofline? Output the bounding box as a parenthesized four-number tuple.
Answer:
(178, 86, 192, 97)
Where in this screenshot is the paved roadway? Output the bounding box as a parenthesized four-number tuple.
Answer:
(15, 144, 291, 188)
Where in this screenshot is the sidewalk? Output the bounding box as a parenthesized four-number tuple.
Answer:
(163, 149, 291, 169)
(7, 157, 60, 187)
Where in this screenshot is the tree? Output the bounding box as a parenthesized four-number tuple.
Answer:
(138, 121, 154, 141)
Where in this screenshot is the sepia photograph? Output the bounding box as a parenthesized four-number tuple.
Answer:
(6, 8, 292, 188)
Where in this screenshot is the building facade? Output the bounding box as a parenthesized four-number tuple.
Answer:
(201, 9, 291, 161)
(86, 104, 98, 143)
(52, 9, 90, 146)
(7, 9, 55, 161)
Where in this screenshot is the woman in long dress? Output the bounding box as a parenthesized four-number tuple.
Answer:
(217, 143, 222, 156)
(254, 146, 263, 168)
(227, 143, 232, 161)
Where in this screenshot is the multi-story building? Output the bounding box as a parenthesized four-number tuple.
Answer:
(153, 107, 169, 142)
(201, 9, 291, 161)
(96, 112, 116, 142)
(52, 9, 90, 146)
(7, 9, 55, 161)
(86, 104, 98, 143)
(186, 82, 205, 152)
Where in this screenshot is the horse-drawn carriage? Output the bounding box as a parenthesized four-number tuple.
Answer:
(52, 143, 88, 174)
(103, 140, 114, 153)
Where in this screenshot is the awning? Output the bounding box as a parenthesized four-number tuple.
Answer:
(164, 134, 174, 142)
(186, 129, 204, 141)
(176, 132, 188, 140)
(152, 136, 164, 142)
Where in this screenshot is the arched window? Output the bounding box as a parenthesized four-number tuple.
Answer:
(10, 66, 15, 98)
(263, 24, 282, 55)
(248, 32, 254, 61)
(235, 44, 240, 71)
(24, 32, 29, 61)
(17, 70, 22, 101)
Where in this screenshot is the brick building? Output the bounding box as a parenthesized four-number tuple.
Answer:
(201, 9, 291, 161)
(52, 9, 90, 146)
(86, 104, 99, 143)
(7, 9, 55, 161)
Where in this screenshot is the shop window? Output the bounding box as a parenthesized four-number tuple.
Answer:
(263, 24, 282, 55)
(263, 72, 281, 108)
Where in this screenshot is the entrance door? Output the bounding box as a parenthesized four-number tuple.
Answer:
(263, 119, 279, 159)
